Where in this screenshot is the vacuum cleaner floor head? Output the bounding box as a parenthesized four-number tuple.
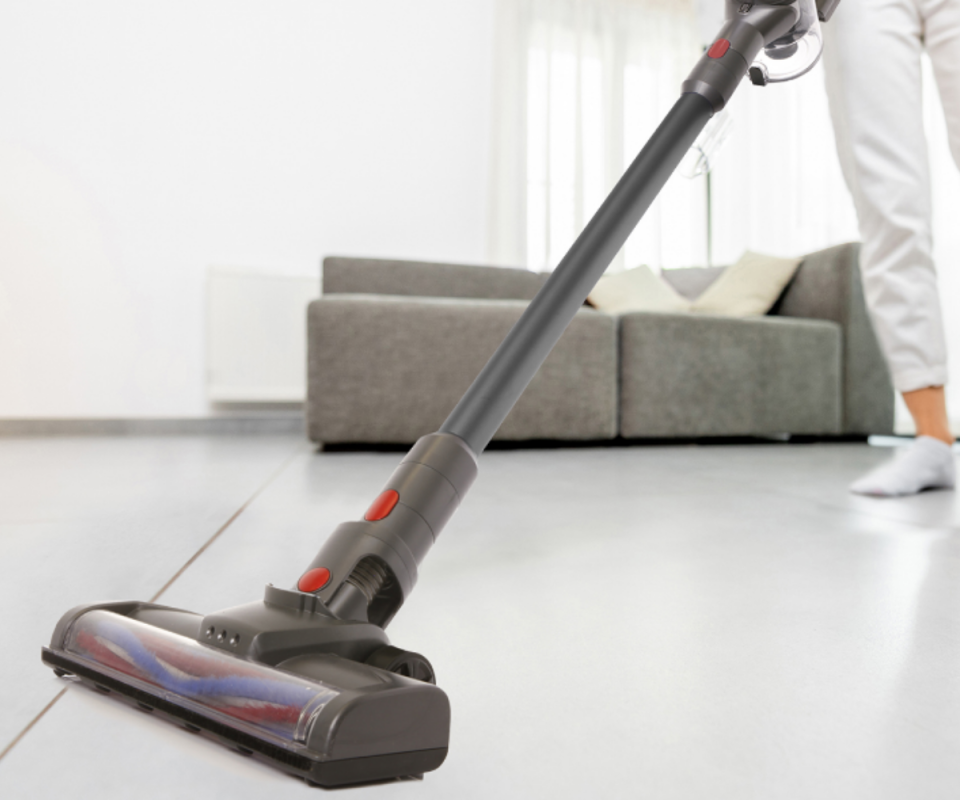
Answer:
(42, 602, 449, 787)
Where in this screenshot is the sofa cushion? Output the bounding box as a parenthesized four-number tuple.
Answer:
(619, 312, 842, 437)
(322, 257, 548, 301)
(307, 295, 617, 444)
(588, 252, 801, 318)
(692, 251, 802, 317)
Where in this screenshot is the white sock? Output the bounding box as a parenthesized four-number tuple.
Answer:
(850, 436, 956, 497)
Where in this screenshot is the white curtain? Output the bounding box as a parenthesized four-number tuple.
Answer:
(489, 0, 861, 272)
(490, 0, 703, 272)
(709, 62, 861, 266)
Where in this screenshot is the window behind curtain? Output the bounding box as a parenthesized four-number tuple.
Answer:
(518, 0, 703, 272)
(490, 0, 860, 273)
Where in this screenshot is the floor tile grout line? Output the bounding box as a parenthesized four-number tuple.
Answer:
(816, 498, 960, 535)
(744, 478, 960, 535)
(674, 458, 960, 535)
(150, 442, 307, 603)
(0, 441, 306, 766)
(502, 444, 958, 535)
(0, 689, 66, 763)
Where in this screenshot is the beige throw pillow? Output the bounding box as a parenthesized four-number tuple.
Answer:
(587, 264, 691, 314)
(586, 251, 802, 317)
(691, 251, 802, 317)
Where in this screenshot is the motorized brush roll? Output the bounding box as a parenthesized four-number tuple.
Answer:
(63, 610, 340, 742)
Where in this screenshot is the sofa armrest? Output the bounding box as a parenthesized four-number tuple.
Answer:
(776, 242, 893, 435)
(307, 294, 617, 445)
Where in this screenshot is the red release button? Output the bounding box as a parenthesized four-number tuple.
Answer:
(708, 39, 731, 59)
(365, 490, 399, 521)
(298, 567, 331, 593)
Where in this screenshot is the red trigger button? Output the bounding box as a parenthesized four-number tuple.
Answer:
(708, 39, 731, 59)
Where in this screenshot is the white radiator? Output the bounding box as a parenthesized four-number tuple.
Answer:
(206, 267, 320, 402)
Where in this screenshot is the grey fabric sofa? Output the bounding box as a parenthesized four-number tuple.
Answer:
(307, 242, 893, 446)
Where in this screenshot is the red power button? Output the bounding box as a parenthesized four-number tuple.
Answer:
(298, 567, 330, 593)
(708, 39, 731, 59)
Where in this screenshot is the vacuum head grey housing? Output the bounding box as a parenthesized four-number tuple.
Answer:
(43, 594, 448, 786)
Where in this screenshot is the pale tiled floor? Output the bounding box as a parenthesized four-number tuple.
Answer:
(1, 436, 958, 799)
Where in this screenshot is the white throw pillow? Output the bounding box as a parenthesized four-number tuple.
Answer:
(691, 250, 802, 317)
(587, 264, 691, 314)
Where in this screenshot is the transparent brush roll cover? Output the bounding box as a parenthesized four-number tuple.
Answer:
(64, 610, 339, 743)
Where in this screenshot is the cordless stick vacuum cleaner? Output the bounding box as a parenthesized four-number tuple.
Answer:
(42, 0, 842, 787)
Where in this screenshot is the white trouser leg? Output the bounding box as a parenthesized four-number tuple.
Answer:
(923, 0, 960, 171)
(823, 0, 949, 393)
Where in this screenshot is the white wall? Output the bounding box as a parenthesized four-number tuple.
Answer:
(0, 0, 496, 418)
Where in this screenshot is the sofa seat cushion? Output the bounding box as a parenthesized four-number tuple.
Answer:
(308, 295, 618, 445)
(619, 312, 842, 438)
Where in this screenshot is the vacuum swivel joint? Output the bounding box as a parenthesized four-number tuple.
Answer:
(298, 432, 478, 628)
